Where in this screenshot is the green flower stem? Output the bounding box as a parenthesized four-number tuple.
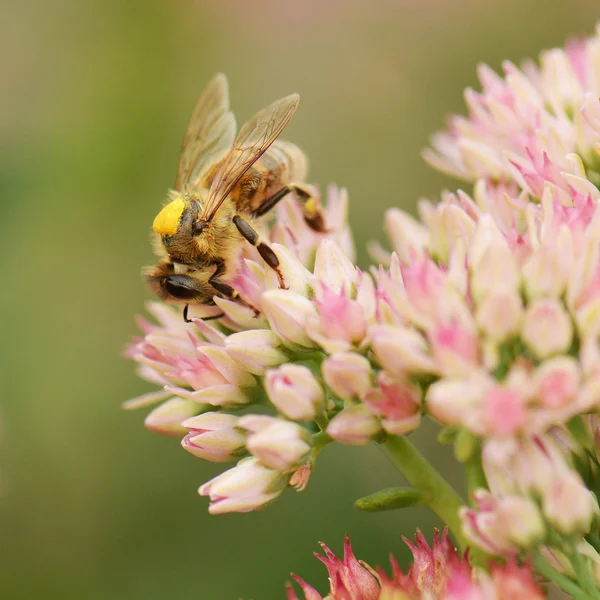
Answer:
(587, 530, 600, 553)
(312, 430, 332, 448)
(570, 542, 600, 599)
(380, 435, 468, 553)
(534, 552, 595, 600)
(465, 451, 487, 505)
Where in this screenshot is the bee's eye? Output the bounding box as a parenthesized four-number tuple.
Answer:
(164, 276, 199, 300)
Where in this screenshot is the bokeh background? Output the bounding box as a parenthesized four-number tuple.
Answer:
(2, 1, 600, 598)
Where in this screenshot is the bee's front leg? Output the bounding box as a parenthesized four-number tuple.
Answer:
(209, 261, 260, 317)
(182, 304, 225, 323)
(232, 215, 287, 289)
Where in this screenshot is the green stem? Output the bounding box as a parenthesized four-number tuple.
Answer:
(312, 430, 332, 449)
(380, 435, 468, 553)
(534, 553, 594, 600)
(587, 530, 600, 553)
(465, 451, 487, 505)
(570, 543, 600, 598)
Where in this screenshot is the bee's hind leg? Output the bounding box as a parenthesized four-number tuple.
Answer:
(289, 183, 328, 232)
(250, 184, 328, 233)
(232, 215, 287, 289)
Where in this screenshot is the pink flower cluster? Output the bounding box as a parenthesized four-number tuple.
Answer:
(286, 528, 543, 600)
(127, 27, 600, 590)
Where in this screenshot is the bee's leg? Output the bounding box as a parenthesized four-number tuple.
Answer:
(183, 304, 192, 323)
(232, 215, 287, 289)
(250, 186, 294, 217)
(182, 304, 225, 323)
(250, 184, 328, 233)
(289, 183, 328, 233)
(209, 261, 260, 317)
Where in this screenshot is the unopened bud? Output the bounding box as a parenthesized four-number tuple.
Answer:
(225, 329, 287, 375)
(322, 352, 372, 401)
(181, 412, 246, 463)
(199, 457, 287, 514)
(238, 416, 312, 472)
(327, 404, 381, 445)
(543, 470, 599, 535)
(144, 398, 201, 437)
(265, 364, 325, 421)
(262, 290, 318, 348)
(522, 298, 573, 359)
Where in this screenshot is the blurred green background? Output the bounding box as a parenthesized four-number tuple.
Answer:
(2, 1, 599, 598)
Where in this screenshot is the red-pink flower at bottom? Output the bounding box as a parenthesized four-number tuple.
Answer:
(286, 528, 544, 599)
(288, 534, 379, 600)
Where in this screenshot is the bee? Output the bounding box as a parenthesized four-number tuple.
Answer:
(145, 74, 325, 321)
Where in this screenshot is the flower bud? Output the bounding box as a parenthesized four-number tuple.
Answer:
(264, 243, 312, 296)
(225, 329, 287, 375)
(144, 397, 201, 437)
(522, 298, 573, 359)
(385, 208, 429, 263)
(401, 257, 446, 320)
(462, 490, 544, 555)
(428, 200, 477, 265)
(199, 457, 287, 514)
(543, 470, 599, 535)
(307, 286, 367, 353)
(461, 490, 516, 555)
(476, 289, 523, 341)
(240, 417, 312, 472)
(533, 357, 580, 409)
(363, 375, 421, 436)
(322, 352, 372, 401)
(264, 364, 325, 421)
(470, 216, 519, 301)
(483, 385, 527, 438)
(371, 325, 438, 375)
(497, 496, 545, 549)
(523, 246, 567, 299)
(427, 378, 484, 431)
(326, 404, 381, 445)
(262, 290, 318, 348)
(313, 239, 358, 294)
(429, 320, 480, 376)
(181, 412, 246, 462)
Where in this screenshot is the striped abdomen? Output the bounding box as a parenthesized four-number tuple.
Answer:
(230, 140, 308, 214)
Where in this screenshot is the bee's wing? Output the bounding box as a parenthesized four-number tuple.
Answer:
(200, 93, 299, 222)
(175, 73, 236, 191)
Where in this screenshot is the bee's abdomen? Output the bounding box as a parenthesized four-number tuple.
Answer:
(262, 140, 308, 184)
(233, 141, 308, 214)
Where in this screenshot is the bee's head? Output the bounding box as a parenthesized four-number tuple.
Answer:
(153, 195, 208, 238)
(144, 262, 214, 304)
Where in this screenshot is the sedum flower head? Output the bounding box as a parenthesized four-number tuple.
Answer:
(127, 35, 600, 581)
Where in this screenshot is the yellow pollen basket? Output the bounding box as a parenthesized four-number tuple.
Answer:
(153, 197, 185, 235)
(304, 197, 318, 215)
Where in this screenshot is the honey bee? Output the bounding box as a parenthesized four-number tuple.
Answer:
(145, 74, 325, 321)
